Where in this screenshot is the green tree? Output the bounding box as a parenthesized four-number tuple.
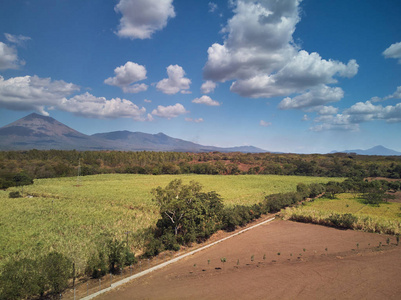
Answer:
(152, 180, 224, 245)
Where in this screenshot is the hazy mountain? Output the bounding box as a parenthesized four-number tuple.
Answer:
(0, 113, 115, 150)
(331, 145, 401, 156)
(0, 113, 267, 153)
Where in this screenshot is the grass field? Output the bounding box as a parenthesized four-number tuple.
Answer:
(0, 174, 342, 272)
(282, 193, 401, 235)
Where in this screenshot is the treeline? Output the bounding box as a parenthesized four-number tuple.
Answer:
(0, 237, 137, 300)
(1, 150, 401, 188)
(144, 177, 401, 256)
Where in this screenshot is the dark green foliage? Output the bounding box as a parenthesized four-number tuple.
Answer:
(0, 258, 40, 300)
(41, 251, 72, 294)
(151, 180, 224, 248)
(8, 191, 21, 198)
(327, 213, 357, 229)
(86, 238, 137, 277)
(325, 181, 343, 198)
(86, 250, 108, 278)
(1, 149, 401, 180)
(0, 252, 72, 300)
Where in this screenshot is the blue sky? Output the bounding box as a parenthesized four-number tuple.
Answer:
(0, 0, 400, 153)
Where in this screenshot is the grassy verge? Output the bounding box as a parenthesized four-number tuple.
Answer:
(282, 193, 401, 235)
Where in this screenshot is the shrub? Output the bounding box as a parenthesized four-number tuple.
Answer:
(9, 191, 21, 198)
(327, 213, 357, 229)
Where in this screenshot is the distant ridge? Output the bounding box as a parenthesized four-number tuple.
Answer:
(331, 145, 401, 156)
(0, 113, 267, 153)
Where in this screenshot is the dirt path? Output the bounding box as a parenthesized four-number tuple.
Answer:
(94, 220, 401, 299)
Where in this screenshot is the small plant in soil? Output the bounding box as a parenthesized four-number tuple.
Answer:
(263, 254, 266, 260)
(379, 242, 382, 248)
(396, 235, 400, 246)
(237, 259, 240, 265)
(208, 259, 210, 265)
(277, 252, 281, 256)
(220, 257, 226, 266)
(251, 255, 254, 262)
(386, 238, 390, 245)
(356, 243, 359, 249)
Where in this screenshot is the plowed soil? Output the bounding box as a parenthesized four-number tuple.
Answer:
(95, 220, 401, 299)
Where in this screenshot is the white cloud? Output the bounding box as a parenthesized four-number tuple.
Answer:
(115, 0, 175, 39)
(0, 42, 24, 70)
(311, 98, 401, 131)
(313, 105, 339, 115)
(0, 75, 79, 115)
(383, 41, 401, 63)
(192, 95, 220, 106)
(152, 103, 188, 119)
(5, 33, 31, 46)
(156, 65, 191, 95)
(279, 85, 344, 110)
(203, 0, 358, 99)
(185, 117, 204, 123)
(370, 86, 401, 102)
(302, 114, 309, 121)
(144, 99, 152, 103)
(104, 61, 148, 93)
(311, 114, 359, 132)
(58, 92, 147, 120)
(209, 2, 218, 13)
(201, 80, 217, 94)
(0, 75, 149, 120)
(260, 120, 272, 127)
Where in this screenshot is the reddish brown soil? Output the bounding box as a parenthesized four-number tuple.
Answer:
(94, 220, 401, 300)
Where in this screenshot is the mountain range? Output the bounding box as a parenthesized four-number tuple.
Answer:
(0, 113, 266, 153)
(331, 145, 401, 156)
(0, 113, 400, 155)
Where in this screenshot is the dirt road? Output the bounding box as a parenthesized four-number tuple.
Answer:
(94, 220, 401, 299)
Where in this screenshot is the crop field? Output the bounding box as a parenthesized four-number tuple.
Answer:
(283, 193, 401, 235)
(0, 174, 342, 271)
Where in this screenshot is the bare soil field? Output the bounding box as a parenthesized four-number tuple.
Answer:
(94, 220, 401, 300)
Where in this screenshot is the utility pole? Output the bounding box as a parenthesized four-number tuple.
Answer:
(76, 158, 81, 186)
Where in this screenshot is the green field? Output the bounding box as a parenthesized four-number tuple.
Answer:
(0, 174, 342, 271)
(283, 193, 401, 234)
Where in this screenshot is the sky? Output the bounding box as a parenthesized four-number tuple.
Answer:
(0, 0, 400, 154)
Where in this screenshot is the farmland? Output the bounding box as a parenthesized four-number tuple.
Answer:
(282, 193, 401, 235)
(0, 174, 341, 271)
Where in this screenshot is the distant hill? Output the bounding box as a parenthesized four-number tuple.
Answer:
(331, 145, 401, 156)
(0, 113, 267, 153)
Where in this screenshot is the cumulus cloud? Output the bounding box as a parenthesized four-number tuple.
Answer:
(156, 65, 191, 95)
(0, 75, 148, 120)
(115, 0, 175, 39)
(185, 117, 204, 123)
(302, 114, 309, 121)
(104, 61, 148, 93)
(0, 75, 79, 115)
(311, 114, 359, 132)
(370, 86, 401, 102)
(152, 103, 188, 119)
(58, 92, 147, 120)
(0, 42, 24, 70)
(5, 33, 31, 46)
(201, 80, 217, 94)
(383, 41, 401, 63)
(279, 85, 344, 110)
(311, 99, 401, 131)
(260, 120, 272, 127)
(192, 95, 220, 106)
(203, 0, 358, 100)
